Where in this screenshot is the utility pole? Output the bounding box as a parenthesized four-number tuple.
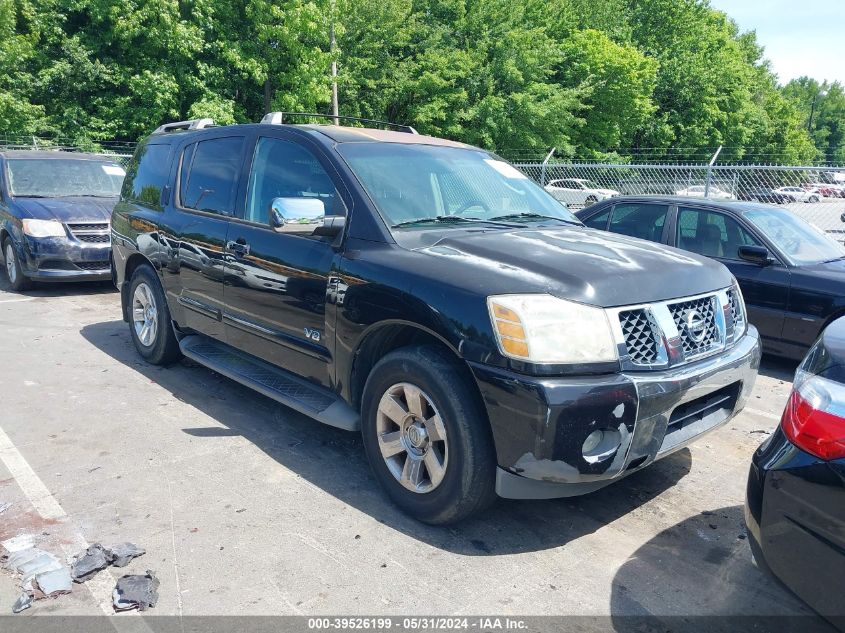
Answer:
(331, 0, 339, 125)
(808, 86, 827, 133)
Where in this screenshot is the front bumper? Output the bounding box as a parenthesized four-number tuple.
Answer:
(18, 234, 112, 282)
(745, 429, 845, 619)
(470, 326, 760, 499)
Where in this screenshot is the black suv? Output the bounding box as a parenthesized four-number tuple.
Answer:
(1, 151, 125, 290)
(112, 115, 761, 524)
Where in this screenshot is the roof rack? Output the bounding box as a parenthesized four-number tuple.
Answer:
(152, 118, 215, 135)
(260, 112, 418, 135)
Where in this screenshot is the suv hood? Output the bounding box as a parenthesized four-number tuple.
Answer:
(413, 226, 733, 307)
(13, 196, 117, 223)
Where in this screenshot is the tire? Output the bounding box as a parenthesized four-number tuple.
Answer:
(585, 195, 598, 206)
(361, 345, 497, 524)
(808, 195, 820, 203)
(127, 264, 182, 365)
(2, 237, 32, 291)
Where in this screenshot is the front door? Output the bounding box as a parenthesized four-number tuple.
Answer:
(169, 134, 247, 340)
(674, 206, 791, 344)
(222, 133, 346, 388)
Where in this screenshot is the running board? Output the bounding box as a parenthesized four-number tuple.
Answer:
(179, 335, 360, 431)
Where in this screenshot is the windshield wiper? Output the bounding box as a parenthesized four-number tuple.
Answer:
(489, 212, 581, 225)
(391, 215, 516, 229)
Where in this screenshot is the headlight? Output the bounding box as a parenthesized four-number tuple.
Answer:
(730, 278, 748, 338)
(22, 219, 66, 238)
(487, 294, 618, 364)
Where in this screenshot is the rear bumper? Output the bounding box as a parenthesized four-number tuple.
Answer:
(745, 429, 845, 619)
(18, 234, 111, 282)
(471, 326, 760, 499)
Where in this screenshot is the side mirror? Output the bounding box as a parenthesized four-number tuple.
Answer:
(738, 245, 773, 266)
(269, 197, 325, 234)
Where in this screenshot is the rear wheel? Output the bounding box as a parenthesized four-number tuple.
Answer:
(808, 195, 820, 203)
(3, 237, 31, 291)
(361, 346, 496, 524)
(128, 264, 182, 365)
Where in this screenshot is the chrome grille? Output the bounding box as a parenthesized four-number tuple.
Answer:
(76, 233, 110, 243)
(668, 296, 719, 357)
(66, 222, 109, 232)
(726, 289, 743, 330)
(66, 222, 110, 244)
(619, 309, 657, 364)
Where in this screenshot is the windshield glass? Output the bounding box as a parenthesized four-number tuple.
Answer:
(744, 207, 845, 265)
(337, 143, 579, 228)
(7, 158, 125, 197)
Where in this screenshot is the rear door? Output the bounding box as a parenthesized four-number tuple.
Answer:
(606, 202, 671, 243)
(673, 206, 791, 344)
(169, 133, 248, 340)
(222, 131, 348, 388)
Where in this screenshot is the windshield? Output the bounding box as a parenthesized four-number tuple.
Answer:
(6, 158, 125, 197)
(744, 207, 845, 265)
(337, 143, 579, 228)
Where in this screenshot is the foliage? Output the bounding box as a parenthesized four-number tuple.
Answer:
(782, 78, 845, 164)
(0, 0, 835, 163)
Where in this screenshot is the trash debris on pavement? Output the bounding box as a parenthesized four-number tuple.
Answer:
(112, 570, 159, 612)
(109, 542, 145, 568)
(34, 567, 73, 597)
(6, 547, 63, 589)
(0, 501, 11, 514)
(71, 543, 112, 582)
(12, 593, 32, 614)
(2, 534, 36, 553)
(71, 542, 146, 581)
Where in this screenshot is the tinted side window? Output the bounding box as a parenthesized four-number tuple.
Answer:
(244, 137, 344, 226)
(609, 203, 668, 242)
(180, 137, 245, 216)
(677, 207, 762, 260)
(122, 143, 171, 210)
(583, 208, 610, 230)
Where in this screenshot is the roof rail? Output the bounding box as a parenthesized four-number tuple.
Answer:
(152, 118, 215, 135)
(260, 112, 418, 135)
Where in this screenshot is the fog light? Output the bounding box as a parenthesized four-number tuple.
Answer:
(583, 430, 604, 454)
(582, 428, 622, 464)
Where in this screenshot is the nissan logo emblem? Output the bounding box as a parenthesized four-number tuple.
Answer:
(685, 309, 707, 343)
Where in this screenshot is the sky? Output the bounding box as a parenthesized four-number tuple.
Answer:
(709, 0, 845, 86)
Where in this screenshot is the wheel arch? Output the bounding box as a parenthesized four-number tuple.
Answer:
(120, 252, 158, 322)
(348, 320, 486, 419)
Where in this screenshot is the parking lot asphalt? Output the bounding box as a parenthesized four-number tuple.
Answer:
(0, 277, 815, 617)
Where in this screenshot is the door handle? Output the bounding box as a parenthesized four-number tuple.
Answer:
(226, 240, 250, 257)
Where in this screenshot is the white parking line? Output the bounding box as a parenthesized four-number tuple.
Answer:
(0, 423, 116, 615)
(745, 407, 781, 421)
(0, 297, 35, 304)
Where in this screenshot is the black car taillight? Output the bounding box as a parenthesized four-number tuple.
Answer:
(781, 370, 845, 461)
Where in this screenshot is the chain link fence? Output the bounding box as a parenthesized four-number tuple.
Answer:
(514, 160, 845, 240)
(0, 135, 134, 168)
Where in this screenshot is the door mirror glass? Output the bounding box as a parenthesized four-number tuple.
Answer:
(738, 245, 772, 266)
(269, 197, 325, 233)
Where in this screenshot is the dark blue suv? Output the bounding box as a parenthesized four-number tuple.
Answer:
(0, 150, 126, 290)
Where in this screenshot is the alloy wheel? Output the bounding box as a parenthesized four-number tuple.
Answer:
(132, 282, 159, 347)
(376, 382, 448, 493)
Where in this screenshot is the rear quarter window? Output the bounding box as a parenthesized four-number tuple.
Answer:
(122, 143, 172, 210)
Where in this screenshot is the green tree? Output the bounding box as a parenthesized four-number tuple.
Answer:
(783, 78, 845, 164)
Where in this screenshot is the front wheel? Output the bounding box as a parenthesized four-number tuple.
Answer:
(361, 346, 496, 524)
(3, 237, 31, 291)
(585, 195, 598, 206)
(128, 265, 182, 365)
(808, 195, 820, 203)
